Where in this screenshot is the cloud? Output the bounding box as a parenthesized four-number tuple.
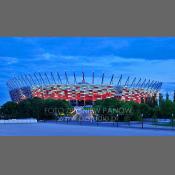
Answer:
(1, 37, 175, 104)
(0, 56, 18, 65)
(37, 52, 57, 60)
(98, 39, 130, 49)
(1, 53, 175, 83)
(18, 54, 175, 83)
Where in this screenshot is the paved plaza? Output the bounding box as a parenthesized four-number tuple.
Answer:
(0, 122, 175, 136)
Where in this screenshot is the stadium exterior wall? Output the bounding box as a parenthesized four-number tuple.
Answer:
(7, 72, 162, 105)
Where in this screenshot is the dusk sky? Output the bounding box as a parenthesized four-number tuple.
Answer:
(0, 37, 175, 105)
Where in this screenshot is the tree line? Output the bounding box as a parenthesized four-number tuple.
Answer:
(0, 91, 175, 120)
(0, 97, 73, 120)
(93, 92, 175, 121)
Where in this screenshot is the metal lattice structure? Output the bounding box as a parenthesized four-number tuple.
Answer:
(7, 72, 162, 105)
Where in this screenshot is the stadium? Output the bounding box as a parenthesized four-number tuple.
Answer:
(7, 72, 162, 106)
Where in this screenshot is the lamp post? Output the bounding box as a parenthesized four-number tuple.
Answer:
(141, 113, 144, 129)
(116, 114, 119, 127)
(79, 115, 81, 125)
(112, 114, 115, 126)
(96, 115, 99, 126)
(128, 115, 130, 127)
(172, 113, 174, 128)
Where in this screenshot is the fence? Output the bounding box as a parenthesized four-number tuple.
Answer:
(55, 116, 175, 130)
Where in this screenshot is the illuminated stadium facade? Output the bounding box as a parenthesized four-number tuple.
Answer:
(7, 72, 162, 105)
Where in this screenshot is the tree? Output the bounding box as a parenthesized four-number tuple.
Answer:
(1, 101, 18, 118)
(138, 103, 151, 117)
(94, 98, 126, 121)
(42, 99, 72, 120)
(152, 94, 158, 107)
(166, 93, 169, 101)
(94, 98, 152, 121)
(159, 100, 175, 118)
(1, 98, 72, 120)
(145, 96, 157, 107)
(159, 93, 164, 106)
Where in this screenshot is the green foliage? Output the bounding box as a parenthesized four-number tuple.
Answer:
(1, 93, 175, 121)
(166, 93, 169, 101)
(0, 98, 72, 120)
(159, 93, 164, 105)
(145, 95, 158, 107)
(94, 97, 175, 121)
(0, 101, 18, 118)
(159, 99, 175, 117)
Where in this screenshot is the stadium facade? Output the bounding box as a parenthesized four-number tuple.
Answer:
(7, 72, 162, 105)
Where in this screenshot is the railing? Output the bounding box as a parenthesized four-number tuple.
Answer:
(55, 116, 175, 130)
(0, 115, 174, 130)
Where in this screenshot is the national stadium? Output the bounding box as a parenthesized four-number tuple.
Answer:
(7, 72, 162, 105)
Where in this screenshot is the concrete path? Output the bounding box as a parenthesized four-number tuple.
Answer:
(0, 123, 175, 136)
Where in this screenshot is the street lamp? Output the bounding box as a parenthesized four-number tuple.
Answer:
(96, 115, 99, 126)
(172, 113, 174, 128)
(141, 113, 144, 129)
(116, 114, 119, 127)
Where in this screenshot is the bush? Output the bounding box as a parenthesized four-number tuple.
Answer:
(1, 98, 72, 120)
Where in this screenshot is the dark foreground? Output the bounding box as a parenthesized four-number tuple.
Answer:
(0, 122, 175, 136)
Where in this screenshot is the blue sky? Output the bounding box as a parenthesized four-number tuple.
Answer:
(0, 37, 175, 105)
